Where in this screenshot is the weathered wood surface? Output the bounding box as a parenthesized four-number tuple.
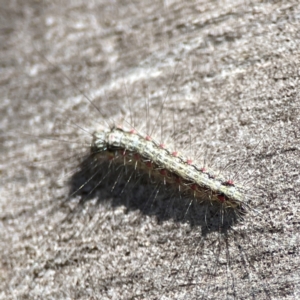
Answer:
(1, 1, 299, 299)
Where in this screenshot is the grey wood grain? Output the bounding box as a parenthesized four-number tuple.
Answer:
(1, 1, 299, 299)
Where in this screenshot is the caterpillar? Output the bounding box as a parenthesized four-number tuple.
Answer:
(91, 126, 246, 214)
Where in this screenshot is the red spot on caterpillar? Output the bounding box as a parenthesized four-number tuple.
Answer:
(159, 143, 165, 149)
(187, 159, 193, 165)
(218, 195, 226, 202)
(134, 153, 140, 160)
(146, 135, 152, 141)
(191, 184, 198, 191)
(120, 149, 126, 156)
(130, 129, 137, 134)
(226, 180, 234, 186)
(201, 167, 207, 172)
(146, 161, 152, 168)
(160, 169, 167, 176)
(172, 151, 178, 157)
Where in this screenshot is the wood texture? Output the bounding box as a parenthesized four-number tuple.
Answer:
(1, 1, 299, 299)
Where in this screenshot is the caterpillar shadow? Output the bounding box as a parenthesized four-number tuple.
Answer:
(68, 154, 242, 236)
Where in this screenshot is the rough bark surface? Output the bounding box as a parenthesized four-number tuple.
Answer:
(1, 1, 299, 299)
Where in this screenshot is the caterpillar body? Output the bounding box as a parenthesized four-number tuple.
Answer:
(91, 126, 246, 214)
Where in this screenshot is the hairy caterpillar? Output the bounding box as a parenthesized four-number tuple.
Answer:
(91, 126, 246, 214)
